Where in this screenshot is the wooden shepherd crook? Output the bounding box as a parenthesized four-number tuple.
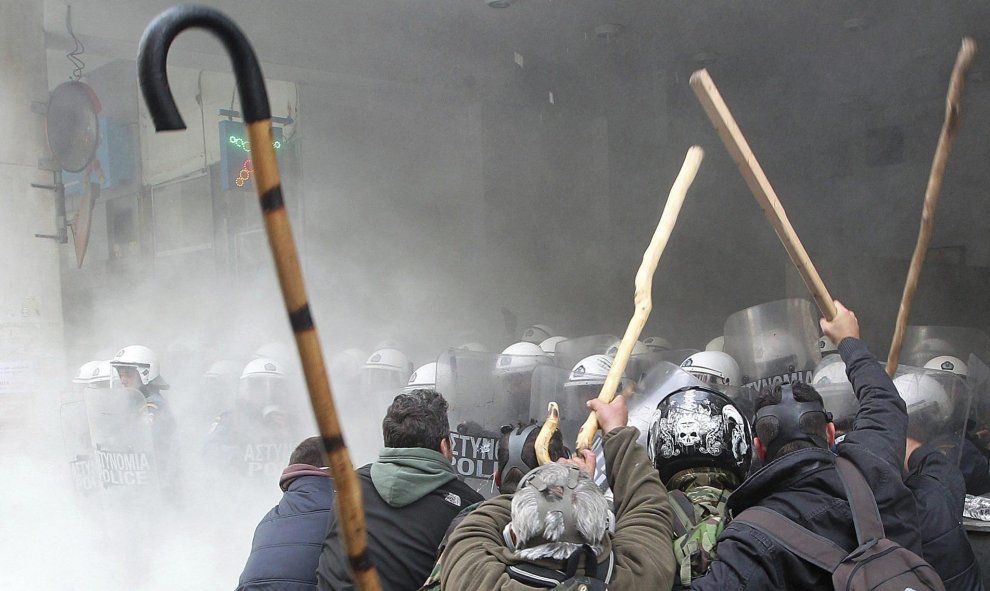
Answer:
(886, 38, 977, 376)
(137, 6, 381, 590)
(690, 69, 836, 321)
(535, 402, 560, 465)
(575, 146, 704, 451)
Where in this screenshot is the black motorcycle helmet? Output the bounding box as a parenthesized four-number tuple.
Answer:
(647, 386, 753, 487)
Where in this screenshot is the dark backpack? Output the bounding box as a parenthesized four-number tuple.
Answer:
(505, 545, 613, 590)
(734, 456, 944, 591)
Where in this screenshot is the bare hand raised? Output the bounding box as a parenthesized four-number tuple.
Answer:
(820, 300, 860, 345)
(587, 394, 629, 435)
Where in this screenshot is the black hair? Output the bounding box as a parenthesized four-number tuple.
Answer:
(754, 382, 829, 461)
(289, 436, 328, 468)
(382, 389, 450, 452)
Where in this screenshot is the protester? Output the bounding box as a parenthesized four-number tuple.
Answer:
(418, 422, 568, 590)
(439, 395, 676, 589)
(647, 386, 752, 588)
(237, 436, 334, 591)
(317, 389, 484, 591)
(688, 301, 925, 589)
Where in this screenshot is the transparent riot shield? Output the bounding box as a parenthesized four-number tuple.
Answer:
(628, 362, 707, 448)
(554, 335, 618, 373)
(723, 299, 821, 391)
(628, 349, 699, 383)
(437, 349, 541, 490)
(822, 365, 971, 466)
(530, 364, 586, 446)
(893, 365, 971, 466)
(900, 326, 990, 368)
(818, 381, 859, 439)
(59, 398, 100, 498)
(84, 386, 160, 496)
(966, 354, 990, 449)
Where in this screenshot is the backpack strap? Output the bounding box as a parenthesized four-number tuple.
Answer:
(834, 457, 885, 543)
(668, 490, 699, 537)
(733, 507, 848, 573)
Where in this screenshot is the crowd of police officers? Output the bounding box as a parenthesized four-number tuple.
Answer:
(58, 297, 990, 588)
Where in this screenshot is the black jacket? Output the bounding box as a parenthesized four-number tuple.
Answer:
(692, 337, 923, 590)
(906, 443, 985, 591)
(238, 467, 335, 591)
(317, 457, 484, 591)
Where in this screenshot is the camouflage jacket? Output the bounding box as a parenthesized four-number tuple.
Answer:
(668, 484, 730, 588)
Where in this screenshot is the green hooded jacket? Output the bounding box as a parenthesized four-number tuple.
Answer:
(371, 447, 457, 507)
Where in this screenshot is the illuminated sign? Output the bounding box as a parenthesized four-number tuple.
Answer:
(219, 120, 284, 191)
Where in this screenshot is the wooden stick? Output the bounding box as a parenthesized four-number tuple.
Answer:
(886, 38, 977, 376)
(535, 402, 560, 465)
(690, 69, 836, 321)
(137, 7, 380, 589)
(575, 146, 704, 450)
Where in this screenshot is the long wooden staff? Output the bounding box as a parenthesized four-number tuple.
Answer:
(575, 146, 704, 450)
(690, 69, 836, 321)
(137, 6, 381, 590)
(886, 38, 977, 376)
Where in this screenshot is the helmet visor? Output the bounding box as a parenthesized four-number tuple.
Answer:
(362, 368, 404, 389)
(686, 370, 730, 387)
(238, 375, 281, 408)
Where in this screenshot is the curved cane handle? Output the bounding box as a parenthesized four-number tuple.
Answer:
(137, 6, 380, 590)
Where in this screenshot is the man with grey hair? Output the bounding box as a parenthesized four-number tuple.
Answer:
(439, 395, 676, 589)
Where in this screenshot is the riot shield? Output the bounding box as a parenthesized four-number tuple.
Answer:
(554, 335, 618, 372)
(723, 299, 821, 391)
(628, 362, 707, 448)
(900, 326, 990, 368)
(59, 398, 100, 497)
(818, 381, 859, 438)
(529, 364, 585, 446)
(84, 386, 161, 495)
(893, 365, 970, 466)
(437, 349, 539, 491)
(204, 409, 305, 481)
(628, 349, 699, 382)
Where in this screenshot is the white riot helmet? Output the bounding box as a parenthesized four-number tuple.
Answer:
(111, 345, 161, 387)
(812, 355, 849, 386)
(705, 336, 725, 352)
(362, 348, 413, 389)
(239, 357, 285, 409)
(680, 351, 742, 388)
(924, 355, 968, 378)
(893, 372, 953, 425)
(494, 342, 551, 375)
(73, 360, 112, 387)
(605, 339, 648, 358)
(643, 336, 673, 352)
(565, 354, 612, 388)
(405, 362, 438, 393)
(817, 336, 838, 356)
(539, 336, 568, 357)
(521, 324, 555, 344)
